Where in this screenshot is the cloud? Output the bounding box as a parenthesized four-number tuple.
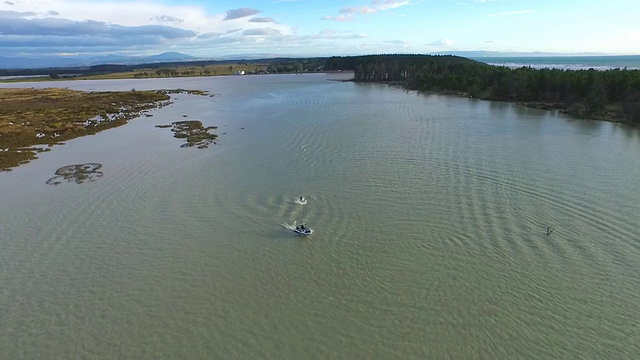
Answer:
(0, 10, 37, 18)
(321, 15, 354, 22)
(427, 39, 454, 46)
(339, 6, 377, 15)
(489, 10, 534, 16)
(0, 1, 374, 61)
(224, 8, 261, 21)
(323, 0, 411, 21)
(249, 17, 276, 23)
(197, 32, 223, 39)
(0, 10, 197, 54)
(0, 16, 195, 38)
(151, 15, 184, 24)
(0, 34, 153, 48)
(374, 0, 411, 11)
(0, 2, 299, 56)
(242, 28, 281, 36)
(318, 29, 368, 39)
(4, 1, 14, 5)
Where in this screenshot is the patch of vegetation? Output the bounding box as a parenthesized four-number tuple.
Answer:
(0, 88, 170, 171)
(158, 89, 216, 97)
(157, 120, 218, 149)
(46, 163, 103, 185)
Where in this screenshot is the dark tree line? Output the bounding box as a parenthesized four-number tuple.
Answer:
(325, 55, 640, 123)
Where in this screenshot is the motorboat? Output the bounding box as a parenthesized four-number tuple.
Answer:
(293, 226, 313, 236)
(295, 196, 307, 205)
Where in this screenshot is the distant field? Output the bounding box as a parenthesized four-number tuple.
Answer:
(0, 63, 271, 82)
(81, 63, 270, 80)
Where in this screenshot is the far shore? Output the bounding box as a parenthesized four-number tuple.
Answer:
(2, 64, 635, 171)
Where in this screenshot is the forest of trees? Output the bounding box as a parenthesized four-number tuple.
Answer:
(325, 55, 640, 124)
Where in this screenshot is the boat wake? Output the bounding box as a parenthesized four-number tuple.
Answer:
(281, 222, 298, 231)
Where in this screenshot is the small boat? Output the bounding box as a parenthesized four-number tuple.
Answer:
(293, 226, 313, 236)
(295, 196, 307, 205)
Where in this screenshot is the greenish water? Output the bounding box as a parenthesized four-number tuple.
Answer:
(1, 74, 639, 359)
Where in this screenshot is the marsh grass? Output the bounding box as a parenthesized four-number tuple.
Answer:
(156, 120, 218, 149)
(0, 88, 169, 171)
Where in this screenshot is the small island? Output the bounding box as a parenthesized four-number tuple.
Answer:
(156, 120, 218, 148)
(46, 163, 104, 185)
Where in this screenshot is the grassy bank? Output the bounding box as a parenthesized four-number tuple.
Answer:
(0, 88, 170, 171)
(0, 64, 270, 83)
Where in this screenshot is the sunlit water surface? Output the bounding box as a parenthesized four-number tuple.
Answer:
(1, 74, 639, 359)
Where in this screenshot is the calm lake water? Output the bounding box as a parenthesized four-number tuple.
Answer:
(1, 74, 640, 359)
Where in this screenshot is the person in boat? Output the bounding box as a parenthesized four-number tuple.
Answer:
(299, 196, 304, 201)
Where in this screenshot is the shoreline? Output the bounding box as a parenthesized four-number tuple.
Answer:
(365, 81, 633, 125)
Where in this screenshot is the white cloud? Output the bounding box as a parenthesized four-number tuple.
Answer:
(427, 39, 454, 47)
(339, 6, 377, 15)
(323, 0, 412, 22)
(0, 1, 309, 58)
(321, 15, 353, 22)
(151, 15, 183, 24)
(243, 28, 281, 36)
(374, 0, 411, 11)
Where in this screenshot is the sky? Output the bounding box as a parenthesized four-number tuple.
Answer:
(1, 0, 639, 60)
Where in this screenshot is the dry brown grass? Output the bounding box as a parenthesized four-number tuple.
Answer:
(0, 87, 169, 171)
(82, 64, 268, 80)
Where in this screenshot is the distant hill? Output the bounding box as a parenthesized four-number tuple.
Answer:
(0, 52, 196, 70)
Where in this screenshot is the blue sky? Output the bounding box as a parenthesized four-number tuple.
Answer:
(1, 0, 639, 59)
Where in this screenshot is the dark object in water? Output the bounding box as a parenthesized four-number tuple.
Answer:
(546, 226, 554, 235)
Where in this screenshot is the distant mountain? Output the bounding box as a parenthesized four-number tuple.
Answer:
(0, 52, 196, 70)
(145, 52, 196, 61)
